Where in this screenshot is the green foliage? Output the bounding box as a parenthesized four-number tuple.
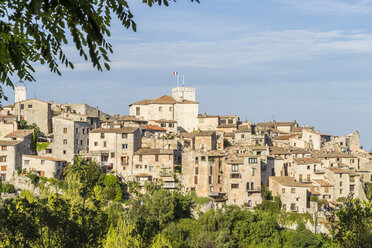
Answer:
(287, 223, 322, 248)
(0, 0, 199, 102)
(254, 197, 281, 215)
(327, 195, 372, 248)
(1, 183, 15, 193)
(104, 174, 118, 188)
(0, 195, 108, 247)
(261, 183, 273, 201)
(26, 173, 40, 186)
(18, 120, 41, 135)
(104, 217, 143, 248)
(310, 196, 319, 202)
(364, 182, 372, 201)
(36, 142, 50, 151)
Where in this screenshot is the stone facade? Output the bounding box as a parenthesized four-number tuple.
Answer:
(22, 155, 66, 179)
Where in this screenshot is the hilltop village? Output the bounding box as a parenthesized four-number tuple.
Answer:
(1, 84, 371, 214)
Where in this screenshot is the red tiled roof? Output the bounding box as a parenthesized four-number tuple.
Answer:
(140, 125, 166, 132)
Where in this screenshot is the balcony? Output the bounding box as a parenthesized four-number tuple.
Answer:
(163, 182, 177, 189)
(160, 173, 172, 177)
(230, 173, 242, 179)
(246, 187, 261, 193)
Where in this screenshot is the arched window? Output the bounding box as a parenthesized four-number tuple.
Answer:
(251, 182, 254, 190)
(246, 182, 250, 190)
(248, 200, 252, 207)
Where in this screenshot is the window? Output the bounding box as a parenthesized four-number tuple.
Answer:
(232, 164, 239, 172)
(80, 140, 83, 146)
(194, 175, 198, 184)
(149, 166, 154, 171)
(209, 176, 212, 184)
(248, 158, 257, 163)
(161, 123, 166, 127)
(63, 139, 67, 145)
(122, 133, 128, 139)
(1, 166, 6, 171)
(169, 107, 172, 112)
(94, 142, 98, 146)
(76, 128, 79, 134)
(282, 188, 286, 193)
(0, 156, 7, 162)
(1, 146, 7, 151)
(251, 168, 255, 176)
(20, 104, 24, 109)
(159, 107, 162, 112)
(228, 119, 233, 124)
(307, 165, 310, 170)
(169, 123, 174, 128)
(218, 175, 221, 184)
(63, 128, 67, 133)
(101, 133, 105, 139)
(340, 182, 342, 186)
(291, 188, 296, 194)
(122, 144, 128, 150)
(231, 184, 239, 189)
(82, 129, 85, 134)
(155, 155, 159, 162)
(46, 149, 52, 154)
(41, 160, 45, 165)
(25, 160, 30, 165)
(76, 139, 78, 145)
(231, 173, 240, 178)
(135, 164, 142, 169)
(201, 156, 206, 161)
(209, 166, 213, 175)
(307, 174, 311, 181)
(350, 185, 355, 192)
(136, 107, 140, 116)
(1, 174, 6, 181)
(111, 152, 115, 158)
(103, 141, 107, 147)
(195, 157, 199, 164)
(241, 134, 244, 138)
(340, 174, 342, 178)
(139, 155, 142, 162)
(195, 167, 199, 175)
(271, 168, 275, 176)
(340, 189, 343, 194)
(63, 150, 66, 154)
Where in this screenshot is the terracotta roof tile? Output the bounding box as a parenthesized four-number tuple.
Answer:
(270, 176, 312, 187)
(90, 127, 138, 134)
(140, 125, 166, 132)
(4, 130, 33, 138)
(23, 155, 66, 162)
(134, 148, 174, 155)
(312, 179, 333, 187)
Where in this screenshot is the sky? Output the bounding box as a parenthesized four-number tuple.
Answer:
(3, 0, 372, 150)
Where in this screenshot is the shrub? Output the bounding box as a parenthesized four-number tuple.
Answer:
(2, 183, 15, 193)
(310, 196, 319, 202)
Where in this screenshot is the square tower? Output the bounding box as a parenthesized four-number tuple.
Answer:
(15, 86, 27, 103)
(172, 87, 196, 102)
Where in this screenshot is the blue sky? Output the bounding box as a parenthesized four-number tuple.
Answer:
(4, 0, 372, 150)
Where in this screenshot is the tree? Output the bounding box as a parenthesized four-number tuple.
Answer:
(0, 0, 199, 101)
(327, 195, 372, 248)
(288, 223, 322, 248)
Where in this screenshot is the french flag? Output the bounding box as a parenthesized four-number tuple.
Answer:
(173, 72, 179, 76)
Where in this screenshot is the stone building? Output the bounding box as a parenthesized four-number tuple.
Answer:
(0, 130, 34, 181)
(22, 155, 66, 179)
(290, 158, 324, 183)
(86, 127, 142, 176)
(131, 147, 180, 188)
(197, 114, 219, 131)
(129, 87, 199, 132)
(47, 116, 92, 162)
(269, 176, 311, 213)
(225, 154, 262, 207)
(302, 129, 332, 150)
(8, 99, 53, 134)
(181, 150, 226, 203)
